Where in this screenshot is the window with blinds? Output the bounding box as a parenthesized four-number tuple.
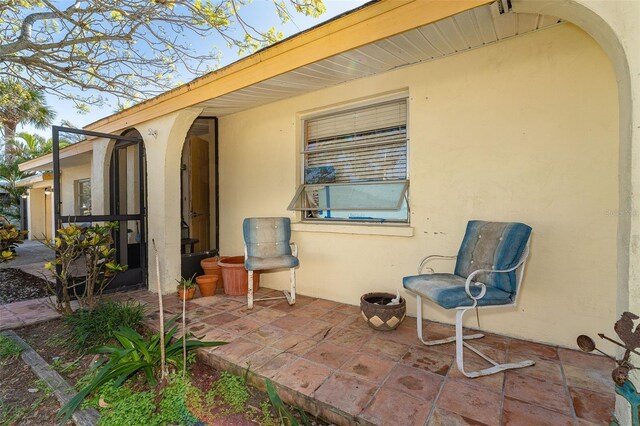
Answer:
(75, 178, 92, 216)
(288, 98, 409, 223)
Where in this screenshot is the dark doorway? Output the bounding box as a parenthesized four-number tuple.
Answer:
(180, 117, 219, 278)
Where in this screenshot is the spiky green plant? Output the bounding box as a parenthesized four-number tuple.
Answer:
(56, 315, 225, 423)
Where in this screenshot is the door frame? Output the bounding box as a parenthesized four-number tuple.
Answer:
(52, 125, 147, 294)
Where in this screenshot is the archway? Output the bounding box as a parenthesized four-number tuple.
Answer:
(513, 0, 635, 327)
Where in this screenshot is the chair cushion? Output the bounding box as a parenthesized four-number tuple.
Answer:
(454, 221, 532, 294)
(403, 273, 514, 309)
(243, 217, 294, 258)
(245, 255, 299, 271)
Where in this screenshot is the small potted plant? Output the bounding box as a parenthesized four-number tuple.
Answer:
(176, 275, 197, 300)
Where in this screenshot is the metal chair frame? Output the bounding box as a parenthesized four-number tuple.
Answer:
(407, 243, 533, 378)
(244, 242, 297, 309)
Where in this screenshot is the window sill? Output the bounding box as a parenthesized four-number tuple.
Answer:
(291, 222, 414, 237)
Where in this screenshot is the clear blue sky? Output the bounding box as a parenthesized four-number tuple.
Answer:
(23, 0, 369, 138)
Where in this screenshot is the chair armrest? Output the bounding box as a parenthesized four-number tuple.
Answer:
(418, 255, 457, 274)
(464, 245, 530, 302)
(290, 242, 298, 257)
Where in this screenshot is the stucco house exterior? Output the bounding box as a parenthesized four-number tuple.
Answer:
(19, 140, 94, 241)
(17, 1, 640, 416)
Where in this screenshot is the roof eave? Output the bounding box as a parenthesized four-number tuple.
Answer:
(85, 0, 493, 134)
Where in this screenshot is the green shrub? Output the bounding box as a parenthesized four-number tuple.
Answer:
(64, 300, 145, 350)
(44, 222, 127, 313)
(0, 223, 26, 263)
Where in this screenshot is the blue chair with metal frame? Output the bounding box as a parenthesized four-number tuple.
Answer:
(243, 217, 299, 309)
(403, 220, 534, 377)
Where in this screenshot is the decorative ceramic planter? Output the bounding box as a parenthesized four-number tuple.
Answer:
(360, 292, 406, 331)
(217, 256, 260, 296)
(195, 275, 218, 297)
(177, 287, 196, 301)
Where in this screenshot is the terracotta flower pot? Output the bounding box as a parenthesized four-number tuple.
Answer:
(201, 256, 226, 287)
(196, 275, 219, 297)
(177, 287, 196, 301)
(217, 256, 260, 296)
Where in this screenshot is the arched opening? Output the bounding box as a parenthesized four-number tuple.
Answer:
(106, 128, 148, 291)
(513, 0, 635, 321)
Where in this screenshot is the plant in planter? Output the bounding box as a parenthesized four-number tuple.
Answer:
(43, 222, 127, 314)
(0, 222, 26, 263)
(176, 274, 197, 300)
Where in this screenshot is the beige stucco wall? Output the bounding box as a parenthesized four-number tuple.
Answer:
(59, 162, 92, 217)
(217, 23, 618, 348)
(27, 188, 47, 241)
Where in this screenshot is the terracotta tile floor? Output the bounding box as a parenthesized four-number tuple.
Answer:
(1, 289, 617, 425)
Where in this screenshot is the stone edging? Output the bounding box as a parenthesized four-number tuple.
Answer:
(0, 330, 100, 426)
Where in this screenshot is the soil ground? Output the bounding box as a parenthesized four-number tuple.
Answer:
(0, 269, 50, 305)
(2, 318, 327, 425)
(0, 349, 72, 425)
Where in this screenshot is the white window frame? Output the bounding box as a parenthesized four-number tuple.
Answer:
(74, 178, 91, 216)
(290, 94, 410, 224)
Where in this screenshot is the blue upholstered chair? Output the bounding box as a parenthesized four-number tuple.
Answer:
(403, 220, 533, 377)
(243, 217, 299, 309)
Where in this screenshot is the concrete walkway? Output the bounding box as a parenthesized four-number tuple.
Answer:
(0, 297, 60, 330)
(0, 240, 55, 281)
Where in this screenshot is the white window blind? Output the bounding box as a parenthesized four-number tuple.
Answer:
(289, 98, 409, 223)
(304, 99, 407, 183)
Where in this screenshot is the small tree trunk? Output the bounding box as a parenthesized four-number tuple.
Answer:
(2, 120, 18, 159)
(152, 239, 167, 381)
(182, 285, 187, 378)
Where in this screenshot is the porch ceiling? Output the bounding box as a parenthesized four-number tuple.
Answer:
(195, 3, 561, 117)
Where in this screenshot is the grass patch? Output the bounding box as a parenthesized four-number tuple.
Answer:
(63, 300, 145, 350)
(0, 378, 53, 426)
(0, 335, 22, 358)
(85, 376, 199, 426)
(206, 371, 250, 413)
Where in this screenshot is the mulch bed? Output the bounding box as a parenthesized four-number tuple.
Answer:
(5, 317, 328, 425)
(0, 268, 51, 305)
(0, 347, 72, 425)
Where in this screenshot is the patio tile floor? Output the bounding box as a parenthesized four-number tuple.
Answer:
(1, 288, 618, 425)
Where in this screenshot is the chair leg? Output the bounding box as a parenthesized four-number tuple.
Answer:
(247, 270, 254, 309)
(284, 268, 296, 305)
(455, 307, 535, 378)
(415, 295, 483, 346)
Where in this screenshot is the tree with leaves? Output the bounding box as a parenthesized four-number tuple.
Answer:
(0, 131, 71, 220)
(0, 157, 29, 220)
(0, 0, 326, 111)
(0, 79, 56, 159)
(6, 131, 70, 161)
